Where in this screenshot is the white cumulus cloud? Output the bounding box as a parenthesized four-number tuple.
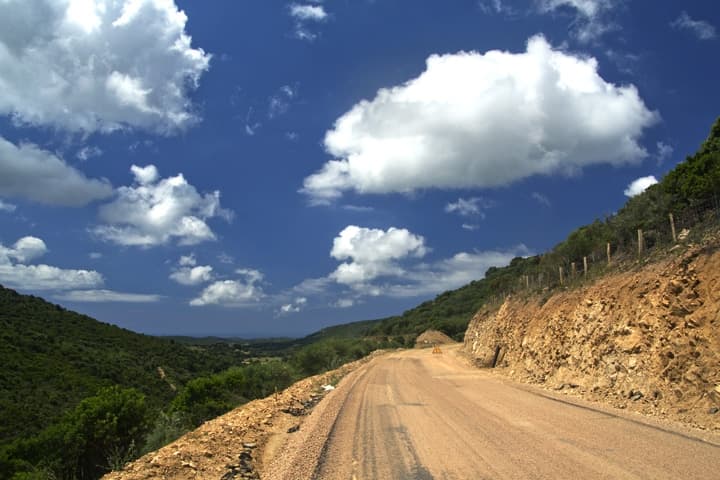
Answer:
(170, 265, 213, 286)
(289, 4, 327, 21)
(0, 236, 104, 290)
(190, 269, 264, 307)
(624, 175, 658, 197)
(0, 136, 113, 206)
(302, 35, 657, 204)
(330, 226, 427, 287)
(93, 164, 232, 247)
(0, 0, 211, 133)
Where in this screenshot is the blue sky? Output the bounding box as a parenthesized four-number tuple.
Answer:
(0, 0, 717, 337)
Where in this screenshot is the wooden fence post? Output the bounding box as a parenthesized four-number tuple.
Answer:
(606, 242, 611, 264)
(669, 213, 677, 243)
(571, 262, 576, 277)
(559, 266, 564, 285)
(583, 256, 588, 277)
(638, 229, 644, 257)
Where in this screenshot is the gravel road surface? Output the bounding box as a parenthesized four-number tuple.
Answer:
(263, 345, 720, 479)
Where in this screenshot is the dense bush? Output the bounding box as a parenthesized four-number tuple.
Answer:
(1, 386, 149, 480)
(170, 361, 296, 427)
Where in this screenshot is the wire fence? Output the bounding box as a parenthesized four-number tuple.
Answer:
(483, 193, 720, 307)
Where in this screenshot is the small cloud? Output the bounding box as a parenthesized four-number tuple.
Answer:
(445, 197, 493, 218)
(671, 11, 716, 40)
(190, 269, 265, 307)
(656, 141, 673, 165)
(342, 204, 374, 213)
(285, 131, 299, 141)
(89, 252, 102, 259)
(76, 146, 103, 162)
(278, 296, 307, 314)
(0, 199, 17, 212)
(56, 289, 162, 303)
(531, 192, 551, 207)
(537, 0, 619, 43)
(217, 252, 234, 264)
(245, 107, 261, 136)
(624, 175, 658, 197)
(268, 85, 297, 119)
(461, 223, 479, 231)
(478, 0, 515, 15)
(178, 254, 197, 267)
(333, 298, 354, 308)
(170, 258, 214, 286)
(289, 3, 329, 41)
(289, 4, 328, 21)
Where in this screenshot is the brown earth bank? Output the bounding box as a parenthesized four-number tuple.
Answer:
(102, 351, 386, 480)
(414, 329, 455, 348)
(464, 236, 720, 431)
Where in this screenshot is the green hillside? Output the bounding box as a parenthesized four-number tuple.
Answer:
(0, 285, 251, 444)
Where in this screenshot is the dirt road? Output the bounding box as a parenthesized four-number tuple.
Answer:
(263, 345, 720, 479)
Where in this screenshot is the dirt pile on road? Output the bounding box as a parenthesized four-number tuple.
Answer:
(464, 238, 720, 430)
(415, 329, 455, 348)
(102, 352, 385, 480)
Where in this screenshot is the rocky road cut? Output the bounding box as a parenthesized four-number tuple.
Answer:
(263, 345, 720, 480)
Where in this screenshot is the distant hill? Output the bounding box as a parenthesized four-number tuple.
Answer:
(0, 285, 247, 445)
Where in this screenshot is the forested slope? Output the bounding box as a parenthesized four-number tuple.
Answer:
(0, 285, 246, 444)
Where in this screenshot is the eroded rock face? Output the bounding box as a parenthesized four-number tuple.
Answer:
(464, 242, 720, 429)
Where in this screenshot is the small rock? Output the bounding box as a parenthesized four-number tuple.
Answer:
(709, 407, 719, 415)
(629, 390, 644, 401)
(242, 442, 257, 449)
(287, 425, 300, 433)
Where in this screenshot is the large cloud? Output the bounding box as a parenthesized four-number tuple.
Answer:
(93, 164, 232, 247)
(329, 226, 427, 286)
(0, 0, 210, 133)
(302, 35, 657, 204)
(0, 136, 112, 206)
(0, 236, 104, 290)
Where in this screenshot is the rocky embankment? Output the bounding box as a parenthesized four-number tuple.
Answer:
(464, 238, 720, 430)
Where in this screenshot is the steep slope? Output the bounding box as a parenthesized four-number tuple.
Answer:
(464, 237, 720, 429)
